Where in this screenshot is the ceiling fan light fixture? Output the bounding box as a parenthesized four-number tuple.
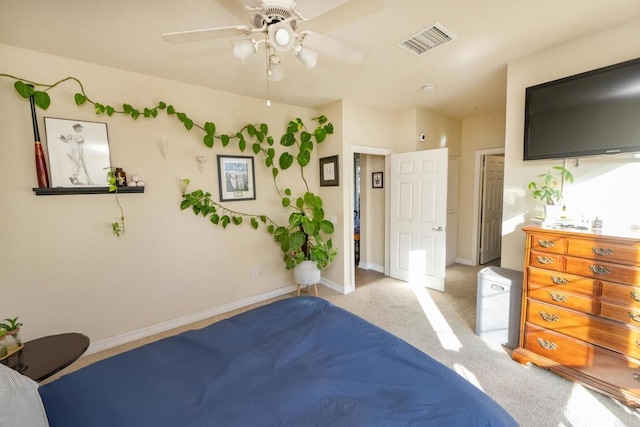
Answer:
(268, 22, 296, 52)
(232, 39, 257, 62)
(296, 46, 319, 69)
(268, 55, 284, 81)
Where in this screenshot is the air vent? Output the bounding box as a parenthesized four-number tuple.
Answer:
(398, 23, 457, 56)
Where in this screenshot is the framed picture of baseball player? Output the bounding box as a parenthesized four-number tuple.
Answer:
(44, 117, 111, 188)
(217, 155, 256, 202)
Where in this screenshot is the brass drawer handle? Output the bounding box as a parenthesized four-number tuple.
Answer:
(549, 293, 567, 303)
(631, 291, 640, 302)
(536, 256, 554, 265)
(550, 276, 568, 285)
(539, 311, 559, 322)
(589, 265, 611, 275)
(537, 337, 557, 350)
(592, 247, 614, 256)
(538, 240, 556, 248)
(630, 313, 640, 323)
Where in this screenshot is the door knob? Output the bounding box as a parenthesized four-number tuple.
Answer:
(431, 226, 446, 232)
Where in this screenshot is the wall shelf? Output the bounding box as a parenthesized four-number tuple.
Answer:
(33, 186, 145, 196)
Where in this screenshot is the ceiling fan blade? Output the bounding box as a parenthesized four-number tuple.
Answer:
(162, 25, 252, 44)
(301, 31, 365, 64)
(236, 0, 266, 7)
(295, 0, 351, 20)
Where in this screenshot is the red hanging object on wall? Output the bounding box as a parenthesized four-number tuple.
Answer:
(30, 96, 50, 188)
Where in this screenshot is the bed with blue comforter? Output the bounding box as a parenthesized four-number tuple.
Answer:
(39, 297, 517, 426)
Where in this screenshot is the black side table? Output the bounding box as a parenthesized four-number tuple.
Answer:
(1, 333, 89, 382)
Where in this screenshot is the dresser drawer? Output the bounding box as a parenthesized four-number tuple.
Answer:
(523, 322, 592, 366)
(528, 286, 597, 314)
(526, 299, 640, 359)
(527, 267, 599, 297)
(601, 282, 640, 309)
(529, 251, 565, 272)
(565, 256, 640, 286)
(600, 301, 640, 326)
(523, 323, 640, 395)
(531, 234, 567, 254)
(567, 238, 640, 266)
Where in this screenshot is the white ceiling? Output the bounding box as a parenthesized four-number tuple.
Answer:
(3, 0, 640, 120)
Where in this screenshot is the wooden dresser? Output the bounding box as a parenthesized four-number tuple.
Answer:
(513, 225, 640, 407)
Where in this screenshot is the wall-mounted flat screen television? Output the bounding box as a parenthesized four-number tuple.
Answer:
(524, 57, 640, 161)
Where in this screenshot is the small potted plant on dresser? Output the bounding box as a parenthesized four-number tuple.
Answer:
(527, 165, 574, 221)
(0, 317, 23, 355)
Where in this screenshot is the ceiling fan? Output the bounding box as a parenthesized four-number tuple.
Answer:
(162, 0, 365, 82)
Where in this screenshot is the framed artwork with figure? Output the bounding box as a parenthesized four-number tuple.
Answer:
(217, 155, 256, 202)
(44, 117, 112, 188)
(319, 155, 339, 187)
(372, 172, 383, 188)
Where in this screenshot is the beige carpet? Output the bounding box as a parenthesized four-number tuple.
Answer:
(328, 268, 640, 427)
(51, 264, 640, 426)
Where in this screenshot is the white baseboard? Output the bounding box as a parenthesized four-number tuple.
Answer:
(358, 262, 384, 273)
(86, 285, 297, 356)
(320, 277, 346, 294)
(455, 257, 475, 266)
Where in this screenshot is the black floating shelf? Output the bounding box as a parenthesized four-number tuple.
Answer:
(33, 186, 145, 196)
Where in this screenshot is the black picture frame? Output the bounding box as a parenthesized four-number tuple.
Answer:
(217, 155, 256, 202)
(319, 155, 339, 187)
(44, 117, 112, 188)
(372, 172, 384, 189)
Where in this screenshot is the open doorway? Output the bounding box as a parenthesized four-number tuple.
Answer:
(474, 151, 505, 265)
(349, 147, 391, 291)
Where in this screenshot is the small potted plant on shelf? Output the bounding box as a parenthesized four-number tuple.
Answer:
(0, 330, 7, 358)
(0, 317, 23, 355)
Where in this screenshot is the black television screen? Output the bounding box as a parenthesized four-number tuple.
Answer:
(524, 57, 640, 160)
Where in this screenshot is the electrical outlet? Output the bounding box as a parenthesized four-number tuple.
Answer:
(251, 268, 258, 278)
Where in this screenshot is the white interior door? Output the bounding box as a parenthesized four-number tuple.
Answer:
(389, 148, 448, 291)
(479, 154, 504, 264)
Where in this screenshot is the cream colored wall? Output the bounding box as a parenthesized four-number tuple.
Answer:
(330, 100, 397, 288)
(395, 108, 417, 153)
(416, 107, 462, 156)
(316, 101, 344, 289)
(501, 18, 640, 271)
(0, 44, 323, 344)
(457, 112, 506, 263)
(342, 100, 398, 149)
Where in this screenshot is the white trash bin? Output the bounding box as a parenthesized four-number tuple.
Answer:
(475, 266, 523, 349)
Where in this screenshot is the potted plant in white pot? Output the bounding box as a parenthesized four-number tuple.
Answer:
(528, 165, 574, 219)
(0, 317, 23, 355)
(179, 116, 338, 284)
(0, 330, 7, 359)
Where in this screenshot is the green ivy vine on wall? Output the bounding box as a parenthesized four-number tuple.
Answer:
(1, 73, 338, 270)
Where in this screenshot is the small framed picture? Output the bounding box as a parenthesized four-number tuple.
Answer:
(372, 171, 383, 189)
(319, 155, 339, 187)
(217, 155, 256, 202)
(44, 117, 112, 187)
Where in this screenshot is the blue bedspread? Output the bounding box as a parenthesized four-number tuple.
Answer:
(40, 297, 517, 426)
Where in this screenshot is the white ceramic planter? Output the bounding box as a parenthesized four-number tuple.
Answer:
(544, 204, 563, 220)
(293, 260, 321, 286)
(0, 336, 7, 358)
(3, 330, 21, 354)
